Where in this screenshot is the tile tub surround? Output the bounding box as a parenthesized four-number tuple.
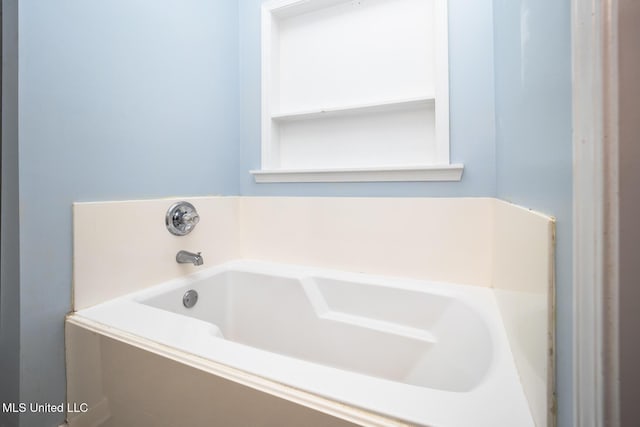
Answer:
(71, 196, 554, 425)
(72, 196, 240, 310)
(238, 197, 494, 286)
(493, 200, 556, 427)
(73, 197, 495, 311)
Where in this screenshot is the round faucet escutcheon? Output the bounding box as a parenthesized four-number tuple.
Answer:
(166, 201, 200, 236)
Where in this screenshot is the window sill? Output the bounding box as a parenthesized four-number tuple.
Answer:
(250, 164, 464, 183)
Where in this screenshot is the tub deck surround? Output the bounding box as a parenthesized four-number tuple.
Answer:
(70, 196, 554, 426)
(70, 260, 533, 427)
(65, 321, 363, 427)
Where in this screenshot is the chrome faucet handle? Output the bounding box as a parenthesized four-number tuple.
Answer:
(181, 212, 200, 227)
(166, 202, 200, 236)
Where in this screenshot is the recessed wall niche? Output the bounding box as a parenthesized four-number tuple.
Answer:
(252, 0, 463, 183)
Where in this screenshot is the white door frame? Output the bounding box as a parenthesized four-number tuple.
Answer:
(572, 0, 619, 426)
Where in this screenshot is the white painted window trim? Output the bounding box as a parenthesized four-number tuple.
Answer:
(434, 0, 450, 165)
(256, 0, 458, 183)
(572, 0, 620, 426)
(250, 164, 464, 183)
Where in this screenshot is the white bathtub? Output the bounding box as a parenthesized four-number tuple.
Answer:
(75, 260, 534, 426)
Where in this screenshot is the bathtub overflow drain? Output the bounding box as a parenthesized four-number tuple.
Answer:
(182, 289, 198, 308)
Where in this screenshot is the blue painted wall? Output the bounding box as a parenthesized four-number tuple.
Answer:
(239, 0, 497, 197)
(17, 1, 238, 425)
(493, 1, 573, 426)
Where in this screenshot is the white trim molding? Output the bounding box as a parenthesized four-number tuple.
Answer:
(250, 164, 464, 183)
(572, 0, 620, 426)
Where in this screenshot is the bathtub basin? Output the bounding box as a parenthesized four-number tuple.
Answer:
(75, 260, 533, 426)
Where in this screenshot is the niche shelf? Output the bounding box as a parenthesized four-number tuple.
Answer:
(272, 96, 436, 122)
(252, 0, 463, 183)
